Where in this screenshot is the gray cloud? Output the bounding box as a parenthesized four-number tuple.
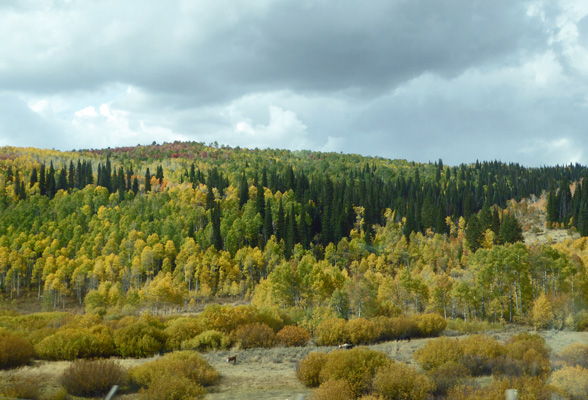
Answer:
(0, 0, 587, 166)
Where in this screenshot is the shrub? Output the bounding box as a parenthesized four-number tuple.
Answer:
(448, 377, 552, 400)
(347, 318, 377, 345)
(560, 343, 588, 368)
(60, 359, 127, 397)
(313, 379, 354, 400)
(35, 328, 115, 360)
(113, 321, 167, 358)
(297, 351, 328, 387)
(200, 304, 258, 333)
(316, 318, 349, 346)
(0, 331, 35, 369)
(505, 333, 550, 360)
(0, 375, 40, 399)
(428, 361, 470, 396)
(413, 337, 463, 372)
(551, 366, 588, 400)
(138, 375, 206, 400)
(232, 322, 275, 349)
(319, 347, 391, 396)
(276, 325, 311, 347)
(164, 317, 203, 351)
(372, 362, 433, 400)
(460, 334, 505, 376)
(129, 351, 218, 389)
(181, 330, 232, 351)
(415, 313, 447, 337)
(386, 315, 418, 339)
(575, 310, 588, 331)
(447, 318, 498, 334)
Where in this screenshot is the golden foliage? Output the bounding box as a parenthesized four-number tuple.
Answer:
(413, 337, 463, 371)
(0, 330, 35, 369)
(232, 322, 275, 349)
(275, 325, 311, 347)
(560, 343, 588, 368)
(551, 366, 588, 400)
(297, 351, 329, 388)
(372, 362, 433, 400)
(415, 313, 447, 337)
(316, 317, 349, 346)
(60, 359, 127, 397)
(313, 379, 354, 400)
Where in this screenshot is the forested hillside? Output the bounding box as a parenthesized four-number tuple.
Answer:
(1, 142, 587, 329)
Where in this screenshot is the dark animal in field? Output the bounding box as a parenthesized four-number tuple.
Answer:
(396, 334, 411, 342)
(338, 343, 354, 350)
(226, 355, 237, 364)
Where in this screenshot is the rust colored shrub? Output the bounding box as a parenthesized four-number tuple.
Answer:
(138, 375, 206, 400)
(413, 337, 463, 371)
(415, 313, 447, 337)
(560, 343, 588, 368)
(60, 359, 127, 397)
(0, 331, 35, 369)
(129, 351, 218, 389)
(460, 334, 505, 376)
(296, 351, 328, 387)
(316, 318, 349, 346)
(551, 365, 588, 400)
(313, 379, 354, 400)
(276, 325, 311, 347)
(35, 328, 115, 360)
(319, 347, 391, 396)
(113, 321, 167, 358)
(232, 322, 275, 349)
(372, 362, 433, 400)
(181, 330, 232, 351)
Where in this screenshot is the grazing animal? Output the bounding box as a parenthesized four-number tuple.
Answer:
(338, 343, 354, 350)
(397, 334, 411, 342)
(226, 355, 237, 364)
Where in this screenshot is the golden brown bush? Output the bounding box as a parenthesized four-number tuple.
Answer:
(35, 328, 115, 360)
(129, 351, 218, 389)
(313, 379, 354, 400)
(138, 375, 206, 400)
(460, 334, 505, 376)
(297, 352, 329, 387)
(560, 343, 588, 368)
(113, 321, 167, 358)
(347, 318, 377, 345)
(164, 317, 204, 351)
(413, 337, 463, 371)
(0, 375, 40, 399)
(0, 331, 35, 369)
(505, 333, 550, 360)
(200, 304, 258, 333)
(372, 362, 433, 400)
(415, 313, 447, 337)
(386, 315, 418, 339)
(316, 318, 349, 346)
(448, 377, 552, 400)
(276, 325, 311, 347)
(60, 359, 127, 397)
(181, 330, 232, 351)
(428, 361, 470, 396)
(232, 322, 275, 349)
(551, 365, 588, 400)
(319, 347, 391, 396)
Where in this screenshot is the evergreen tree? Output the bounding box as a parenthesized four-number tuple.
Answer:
(212, 203, 223, 250)
(238, 172, 249, 208)
(499, 213, 523, 244)
(465, 214, 483, 252)
(132, 177, 139, 195)
(68, 161, 75, 190)
(46, 162, 56, 199)
(276, 199, 285, 242)
(256, 181, 265, 218)
(144, 168, 152, 192)
(263, 199, 273, 242)
(57, 166, 68, 192)
(29, 168, 38, 188)
(39, 164, 46, 196)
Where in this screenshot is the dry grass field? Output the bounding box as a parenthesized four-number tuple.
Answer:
(2, 327, 587, 399)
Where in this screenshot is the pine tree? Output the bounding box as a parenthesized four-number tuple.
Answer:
(145, 168, 151, 192)
(212, 203, 223, 250)
(499, 213, 523, 244)
(68, 161, 75, 190)
(276, 199, 285, 242)
(132, 177, 139, 195)
(29, 168, 38, 188)
(39, 164, 46, 196)
(47, 162, 56, 199)
(256, 181, 265, 218)
(57, 166, 68, 192)
(465, 214, 483, 252)
(263, 199, 273, 242)
(238, 172, 249, 208)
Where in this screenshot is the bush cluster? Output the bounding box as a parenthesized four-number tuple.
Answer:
(372, 362, 433, 400)
(35, 328, 115, 360)
(275, 325, 311, 347)
(550, 365, 588, 400)
(232, 322, 275, 349)
(559, 343, 588, 368)
(60, 359, 127, 397)
(0, 375, 40, 399)
(0, 330, 35, 369)
(113, 321, 167, 358)
(316, 314, 446, 346)
(448, 376, 553, 400)
(181, 330, 232, 352)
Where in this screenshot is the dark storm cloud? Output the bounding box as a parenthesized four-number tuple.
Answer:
(0, 0, 587, 166)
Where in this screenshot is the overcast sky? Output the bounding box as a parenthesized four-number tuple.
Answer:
(1, 0, 588, 166)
